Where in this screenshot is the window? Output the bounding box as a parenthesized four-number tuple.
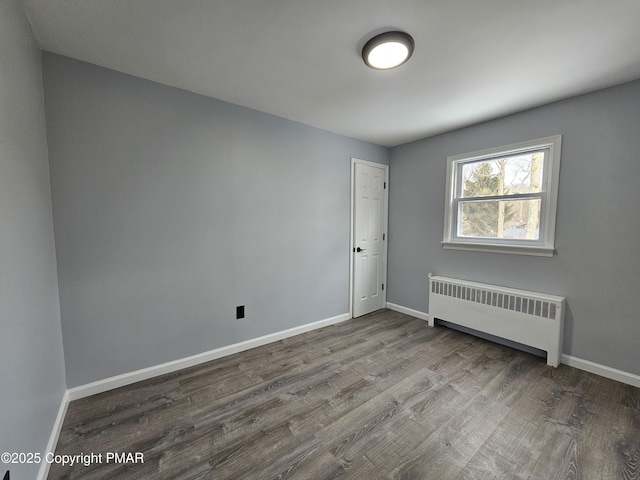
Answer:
(443, 135, 562, 256)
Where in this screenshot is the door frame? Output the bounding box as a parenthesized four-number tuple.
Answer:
(349, 158, 389, 318)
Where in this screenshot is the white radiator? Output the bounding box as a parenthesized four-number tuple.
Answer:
(428, 274, 564, 367)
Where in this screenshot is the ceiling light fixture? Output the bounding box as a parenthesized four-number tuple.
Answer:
(362, 31, 414, 70)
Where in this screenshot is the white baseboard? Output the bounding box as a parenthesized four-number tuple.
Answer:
(561, 354, 640, 388)
(37, 390, 70, 480)
(37, 311, 640, 479)
(67, 312, 351, 401)
(386, 302, 431, 324)
(385, 303, 640, 388)
(386, 303, 640, 388)
(39, 313, 349, 478)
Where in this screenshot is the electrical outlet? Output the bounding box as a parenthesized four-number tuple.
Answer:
(236, 305, 245, 319)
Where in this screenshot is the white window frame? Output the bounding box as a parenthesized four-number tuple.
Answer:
(442, 135, 562, 257)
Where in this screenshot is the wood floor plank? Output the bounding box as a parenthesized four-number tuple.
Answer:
(387, 353, 543, 478)
(268, 447, 344, 480)
(48, 309, 640, 480)
(231, 434, 325, 480)
(461, 393, 558, 479)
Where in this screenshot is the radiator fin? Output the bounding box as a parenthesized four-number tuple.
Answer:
(431, 279, 559, 320)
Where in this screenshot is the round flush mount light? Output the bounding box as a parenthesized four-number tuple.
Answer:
(362, 31, 414, 70)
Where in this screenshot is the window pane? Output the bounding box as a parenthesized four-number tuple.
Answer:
(459, 198, 541, 240)
(461, 152, 545, 198)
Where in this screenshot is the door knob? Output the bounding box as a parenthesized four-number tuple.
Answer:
(356, 247, 366, 252)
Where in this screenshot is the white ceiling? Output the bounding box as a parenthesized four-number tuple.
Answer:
(22, 0, 640, 147)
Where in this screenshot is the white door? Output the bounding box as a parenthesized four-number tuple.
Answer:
(352, 161, 387, 318)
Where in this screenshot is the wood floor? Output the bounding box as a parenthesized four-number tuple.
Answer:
(49, 309, 640, 479)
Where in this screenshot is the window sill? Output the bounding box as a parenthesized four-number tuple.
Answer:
(441, 241, 555, 257)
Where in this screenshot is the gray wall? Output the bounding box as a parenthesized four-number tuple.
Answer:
(388, 80, 640, 376)
(43, 53, 389, 387)
(0, 1, 66, 478)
